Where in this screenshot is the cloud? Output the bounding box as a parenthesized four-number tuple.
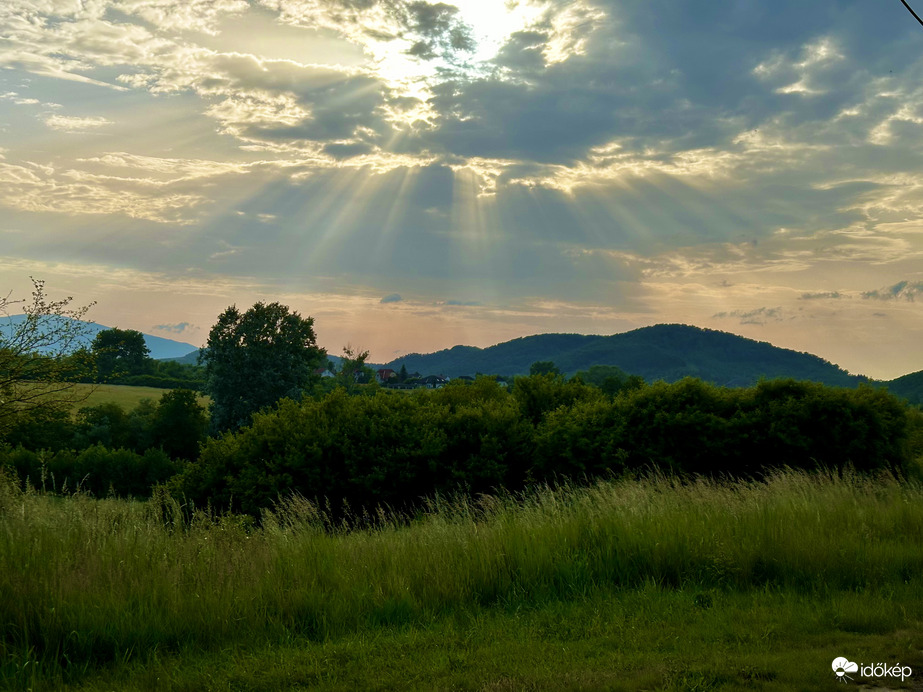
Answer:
(380, 293, 402, 303)
(800, 291, 845, 300)
(154, 322, 194, 334)
(0, 92, 43, 106)
(4, 0, 923, 381)
(44, 115, 113, 132)
(116, 0, 249, 35)
(713, 307, 785, 326)
(444, 299, 481, 306)
(861, 281, 923, 302)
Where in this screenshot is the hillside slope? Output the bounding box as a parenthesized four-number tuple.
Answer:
(883, 370, 923, 405)
(385, 324, 867, 387)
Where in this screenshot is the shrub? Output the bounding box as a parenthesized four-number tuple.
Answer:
(174, 380, 533, 518)
(0, 444, 178, 498)
(174, 377, 920, 517)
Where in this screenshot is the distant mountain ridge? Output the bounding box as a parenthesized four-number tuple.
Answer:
(383, 324, 870, 388)
(6, 314, 920, 394)
(0, 314, 199, 361)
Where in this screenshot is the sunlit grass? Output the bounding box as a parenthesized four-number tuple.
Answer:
(18, 382, 210, 413)
(2, 470, 922, 689)
(72, 383, 210, 411)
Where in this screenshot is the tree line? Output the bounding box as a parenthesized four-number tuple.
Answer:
(2, 281, 922, 516)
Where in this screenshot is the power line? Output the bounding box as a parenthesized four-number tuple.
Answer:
(901, 0, 923, 28)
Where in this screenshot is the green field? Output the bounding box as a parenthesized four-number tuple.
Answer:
(68, 383, 210, 412)
(2, 470, 922, 690)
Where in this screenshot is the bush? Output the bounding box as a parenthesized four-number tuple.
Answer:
(173, 377, 921, 518)
(0, 444, 179, 498)
(535, 378, 913, 479)
(150, 389, 209, 461)
(510, 373, 600, 425)
(173, 380, 533, 518)
(3, 407, 77, 451)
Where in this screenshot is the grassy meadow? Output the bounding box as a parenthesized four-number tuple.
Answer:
(2, 469, 923, 690)
(68, 383, 209, 412)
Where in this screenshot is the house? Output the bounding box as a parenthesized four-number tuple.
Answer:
(420, 374, 449, 389)
(376, 368, 397, 383)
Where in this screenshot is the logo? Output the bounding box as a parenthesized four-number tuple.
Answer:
(832, 657, 912, 684)
(832, 658, 858, 683)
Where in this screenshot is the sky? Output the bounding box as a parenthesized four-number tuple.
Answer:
(1, 0, 923, 379)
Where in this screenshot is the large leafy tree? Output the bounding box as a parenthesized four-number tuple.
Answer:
(0, 279, 96, 438)
(151, 389, 208, 460)
(92, 328, 151, 379)
(202, 302, 326, 432)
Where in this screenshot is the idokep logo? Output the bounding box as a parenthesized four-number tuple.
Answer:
(832, 656, 913, 684)
(832, 658, 858, 683)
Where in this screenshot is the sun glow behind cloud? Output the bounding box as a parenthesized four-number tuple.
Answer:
(2, 1, 923, 378)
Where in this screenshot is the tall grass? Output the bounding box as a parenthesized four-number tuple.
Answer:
(2, 469, 922, 688)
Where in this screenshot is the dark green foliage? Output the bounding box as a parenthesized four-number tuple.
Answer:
(92, 328, 152, 379)
(172, 379, 532, 517)
(71, 392, 207, 461)
(0, 444, 178, 497)
(335, 345, 376, 391)
(884, 369, 923, 406)
(429, 378, 532, 491)
(150, 389, 209, 461)
(511, 373, 601, 425)
(174, 375, 921, 518)
(75, 402, 135, 450)
(574, 364, 645, 397)
(3, 407, 77, 452)
(202, 302, 326, 432)
(6, 391, 207, 469)
(529, 360, 560, 376)
(535, 378, 911, 480)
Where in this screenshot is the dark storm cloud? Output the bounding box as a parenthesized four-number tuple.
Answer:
(404, 2, 475, 60)
(416, 0, 922, 165)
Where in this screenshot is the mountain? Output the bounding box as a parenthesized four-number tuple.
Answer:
(0, 314, 199, 361)
(160, 349, 203, 365)
(383, 324, 869, 387)
(883, 370, 923, 405)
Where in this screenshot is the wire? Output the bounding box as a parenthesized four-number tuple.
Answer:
(901, 0, 923, 28)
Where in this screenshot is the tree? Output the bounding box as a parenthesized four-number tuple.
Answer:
(92, 328, 152, 379)
(151, 389, 208, 460)
(0, 279, 96, 438)
(574, 364, 645, 397)
(529, 360, 561, 377)
(336, 344, 376, 392)
(201, 302, 326, 432)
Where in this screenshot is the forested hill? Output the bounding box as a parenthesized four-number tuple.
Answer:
(885, 370, 923, 405)
(384, 324, 867, 387)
